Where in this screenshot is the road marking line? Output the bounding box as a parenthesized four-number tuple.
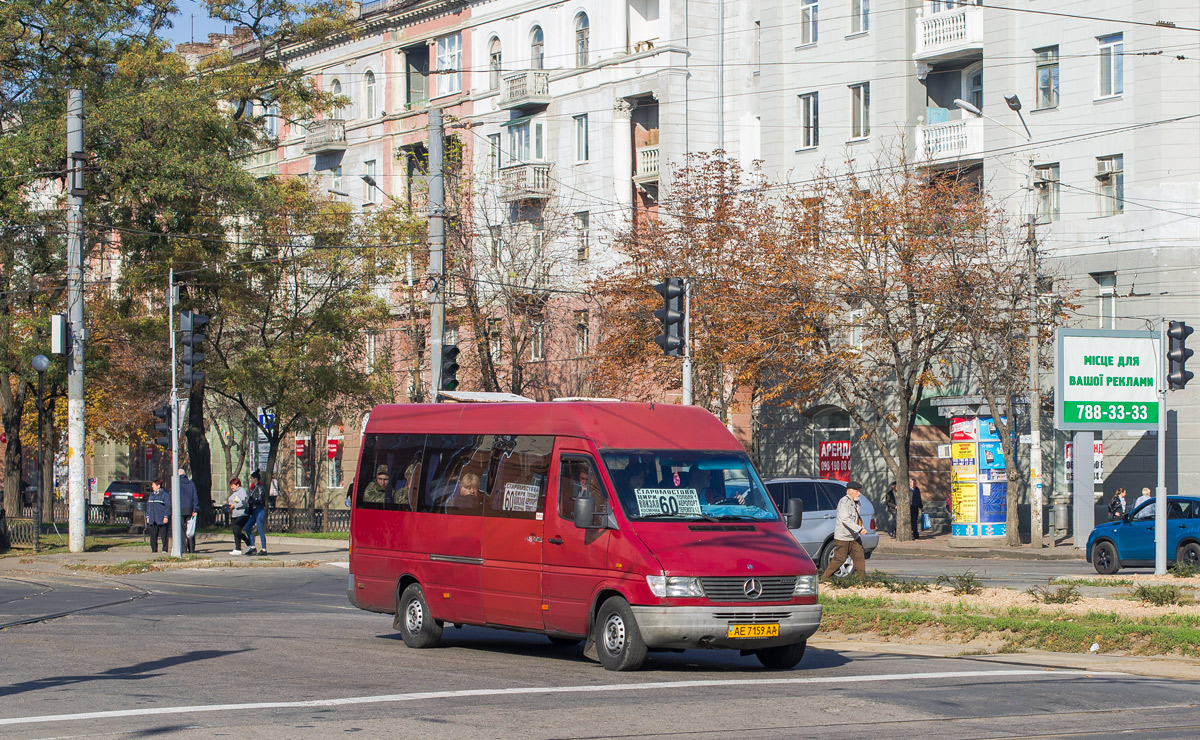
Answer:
(0, 669, 1122, 727)
(326, 562, 349, 569)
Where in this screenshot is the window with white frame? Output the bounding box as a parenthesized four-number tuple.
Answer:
(574, 310, 590, 356)
(1096, 154, 1123, 216)
(851, 0, 868, 33)
(436, 33, 462, 96)
(364, 70, 377, 117)
(963, 63, 982, 111)
(799, 92, 818, 148)
(850, 83, 870, 138)
(331, 165, 343, 193)
(489, 37, 502, 90)
(530, 321, 545, 361)
(1098, 33, 1123, 97)
(295, 434, 313, 490)
(1035, 46, 1059, 109)
(488, 133, 501, 173)
(264, 102, 279, 138)
(488, 318, 502, 361)
(363, 160, 377, 203)
(800, 0, 817, 45)
(1093, 272, 1116, 329)
(575, 13, 590, 67)
(506, 118, 545, 164)
(1034, 163, 1059, 223)
(330, 79, 344, 118)
(530, 26, 545, 70)
(328, 435, 345, 488)
(574, 114, 589, 162)
(575, 211, 590, 260)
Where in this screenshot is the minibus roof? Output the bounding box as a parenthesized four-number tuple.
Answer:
(365, 402, 744, 451)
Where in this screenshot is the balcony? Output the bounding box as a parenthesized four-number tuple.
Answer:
(634, 145, 660, 184)
(500, 71, 551, 109)
(913, 5, 983, 64)
(499, 162, 553, 201)
(914, 117, 984, 164)
(303, 119, 347, 154)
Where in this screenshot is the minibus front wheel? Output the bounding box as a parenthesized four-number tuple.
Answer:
(396, 583, 443, 648)
(595, 596, 648, 671)
(755, 640, 807, 670)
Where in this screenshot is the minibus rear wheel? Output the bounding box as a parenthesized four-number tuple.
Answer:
(755, 640, 806, 669)
(595, 596, 648, 671)
(397, 583, 443, 648)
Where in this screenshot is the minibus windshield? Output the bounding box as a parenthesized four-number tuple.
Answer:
(601, 450, 779, 521)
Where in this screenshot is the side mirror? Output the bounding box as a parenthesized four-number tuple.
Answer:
(573, 496, 595, 529)
(786, 498, 804, 529)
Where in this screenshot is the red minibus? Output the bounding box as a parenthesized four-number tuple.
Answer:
(347, 401, 820, 671)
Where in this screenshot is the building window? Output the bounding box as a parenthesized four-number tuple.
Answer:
(331, 165, 342, 193)
(575, 211, 590, 260)
(851, 0, 868, 34)
(330, 79, 344, 118)
(574, 114, 589, 162)
(488, 318, 502, 361)
(489, 37, 502, 91)
(799, 92, 818, 148)
(436, 33, 462, 96)
(1034, 163, 1059, 223)
(574, 310, 590, 356)
(488, 225, 502, 266)
(404, 45, 429, 108)
(1096, 154, 1124, 216)
(264, 102, 279, 138)
(1035, 46, 1059, 109)
(364, 70, 377, 117)
(364, 160, 377, 203)
(1098, 33, 1123, 98)
(531, 321, 545, 361)
(328, 436, 345, 489)
(1093, 273, 1116, 330)
(963, 63, 982, 111)
(575, 13, 590, 67)
(506, 118, 545, 164)
(530, 26, 545, 70)
(850, 83, 870, 139)
(488, 133, 501, 173)
(800, 0, 817, 45)
(295, 434, 313, 491)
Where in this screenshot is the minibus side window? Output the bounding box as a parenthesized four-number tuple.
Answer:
(355, 433, 426, 511)
(558, 455, 608, 526)
(421, 434, 491, 515)
(485, 435, 552, 520)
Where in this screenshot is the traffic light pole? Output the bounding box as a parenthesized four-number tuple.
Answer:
(169, 269, 182, 558)
(428, 108, 445, 400)
(1155, 318, 1167, 574)
(66, 88, 87, 553)
(682, 279, 692, 406)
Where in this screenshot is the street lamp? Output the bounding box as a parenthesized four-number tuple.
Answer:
(31, 354, 49, 554)
(957, 93, 1046, 549)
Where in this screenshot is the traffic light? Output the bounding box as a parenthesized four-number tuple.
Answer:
(180, 309, 210, 389)
(653, 277, 685, 357)
(1168, 320, 1194, 390)
(441, 344, 460, 391)
(153, 404, 172, 447)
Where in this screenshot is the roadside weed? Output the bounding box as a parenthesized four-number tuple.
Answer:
(1169, 562, 1199, 578)
(1132, 584, 1187, 606)
(1026, 583, 1082, 604)
(936, 571, 984, 596)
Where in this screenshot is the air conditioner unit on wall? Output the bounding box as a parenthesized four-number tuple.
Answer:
(1096, 159, 1117, 175)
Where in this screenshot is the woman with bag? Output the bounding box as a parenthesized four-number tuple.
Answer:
(242, 471, 269, 556)
(226, 477, 253, 555)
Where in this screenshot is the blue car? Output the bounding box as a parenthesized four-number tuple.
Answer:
(1086, 495, 1200, 574)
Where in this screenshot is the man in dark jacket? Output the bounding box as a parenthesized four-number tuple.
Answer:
(178, 467, 199, 553)
(909, 478, 925, 540)
(146, 479, 170, 553)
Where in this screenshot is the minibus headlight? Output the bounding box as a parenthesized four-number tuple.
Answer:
(646, 575, 706, 598)
(793, 575, 818, 597)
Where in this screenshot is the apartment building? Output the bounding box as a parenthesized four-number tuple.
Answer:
(754, 0, 1200, 520)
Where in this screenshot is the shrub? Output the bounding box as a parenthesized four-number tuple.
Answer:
(1132, 584, 1185, 607)
(1026, 583, 1082, 604)
(1169, 561, 1199, 578)
(936, 571, 984, 596)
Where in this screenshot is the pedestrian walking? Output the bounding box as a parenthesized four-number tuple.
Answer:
(146, 479, 170, 554)
(909, 477, 925, 539)
(227, 477, 253, 555)
(178, 467, 199, 553)
(1107, 487, 1128, 520)
(821, 481, 868, 579)
(1134, 487, 1152, 509)
(243, 471, 269, 556)
(884, 482, 898, 538)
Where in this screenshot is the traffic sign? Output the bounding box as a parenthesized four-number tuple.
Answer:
(1055, 329, 1160, 431)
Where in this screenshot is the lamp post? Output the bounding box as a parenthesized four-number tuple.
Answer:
(955, 94, 1045, 549)
(31, 354, 50, 554)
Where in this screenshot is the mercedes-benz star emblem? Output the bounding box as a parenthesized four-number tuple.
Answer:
(743, 578, 763, 599)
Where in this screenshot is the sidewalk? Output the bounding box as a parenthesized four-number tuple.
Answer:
(0, 532, 348, 578)
(872, 530, 1085, 561)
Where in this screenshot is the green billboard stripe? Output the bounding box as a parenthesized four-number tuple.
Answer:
(1063, 401, 1158, 425)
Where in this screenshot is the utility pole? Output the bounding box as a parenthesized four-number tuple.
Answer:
(428, 108, 445, 400)
(1155, 318, 1167, 574)
(169, 270, 182, 557)
(1027, 217, 1044, 549)
(66, 88, 87, 553)
(682, 279, 692, 405)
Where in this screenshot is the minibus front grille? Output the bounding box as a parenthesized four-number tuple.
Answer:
(687, 525, 756, 532)
(700, 577, 796, 602)
(711, 611, 792, 623)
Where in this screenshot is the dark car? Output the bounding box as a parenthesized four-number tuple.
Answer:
(1087, 495, 1200, 574)
(102, 480, 149, 519)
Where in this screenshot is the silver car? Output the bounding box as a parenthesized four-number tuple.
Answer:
(765, 478, 879, 576)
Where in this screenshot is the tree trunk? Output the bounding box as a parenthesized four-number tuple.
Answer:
(1, 376, 25, 517)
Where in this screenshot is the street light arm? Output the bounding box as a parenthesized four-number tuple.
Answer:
(953, 98, 1030, 141)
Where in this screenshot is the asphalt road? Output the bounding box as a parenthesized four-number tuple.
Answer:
(2, 565, 1198, 739)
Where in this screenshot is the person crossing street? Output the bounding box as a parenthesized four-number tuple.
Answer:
(821, 480, 868, 579)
